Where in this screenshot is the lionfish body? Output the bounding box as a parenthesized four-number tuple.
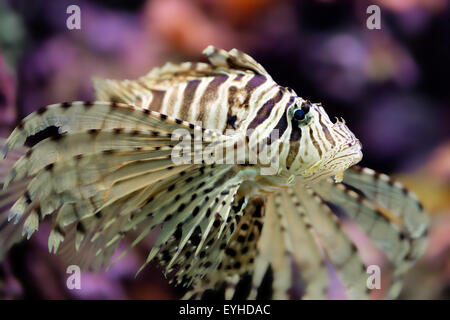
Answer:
(0, 46, 428, 299)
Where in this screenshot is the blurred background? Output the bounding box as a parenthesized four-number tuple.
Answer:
(0, 0, 449, 299)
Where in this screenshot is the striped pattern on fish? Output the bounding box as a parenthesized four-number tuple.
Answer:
(0, 46, 428, 299)
(94, 53, 277, 133)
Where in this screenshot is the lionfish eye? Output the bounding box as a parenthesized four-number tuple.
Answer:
(293, 109, 306, 121)
(292, 102, 311, 121)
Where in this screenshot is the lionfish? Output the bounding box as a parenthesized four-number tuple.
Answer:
(0, 46, 428, 299)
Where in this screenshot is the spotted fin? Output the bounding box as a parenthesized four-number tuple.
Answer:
(0, 103, 237, 279)
(1, 101, 220, 159)
(0, 138, 32, 259)
(185, 192, 330, 300)
(127, 165, 244, 283)
(183, 197, 263, 299)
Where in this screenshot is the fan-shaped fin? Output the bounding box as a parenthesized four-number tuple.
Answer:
(184, 191, 330, 300)
(312, 166, 428, 298)
(1, 101, 220, 159)
(291, 184, 369, 299)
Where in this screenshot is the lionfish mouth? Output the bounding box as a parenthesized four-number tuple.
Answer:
(331, 138, 363, 182)
(301, 137, 362, 183)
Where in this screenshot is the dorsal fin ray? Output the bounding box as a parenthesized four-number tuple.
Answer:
(203, 45, 272, 78)
(92, 45, 272, 109)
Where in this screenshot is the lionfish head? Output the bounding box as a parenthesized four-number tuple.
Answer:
(279, 99, 362, 183)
